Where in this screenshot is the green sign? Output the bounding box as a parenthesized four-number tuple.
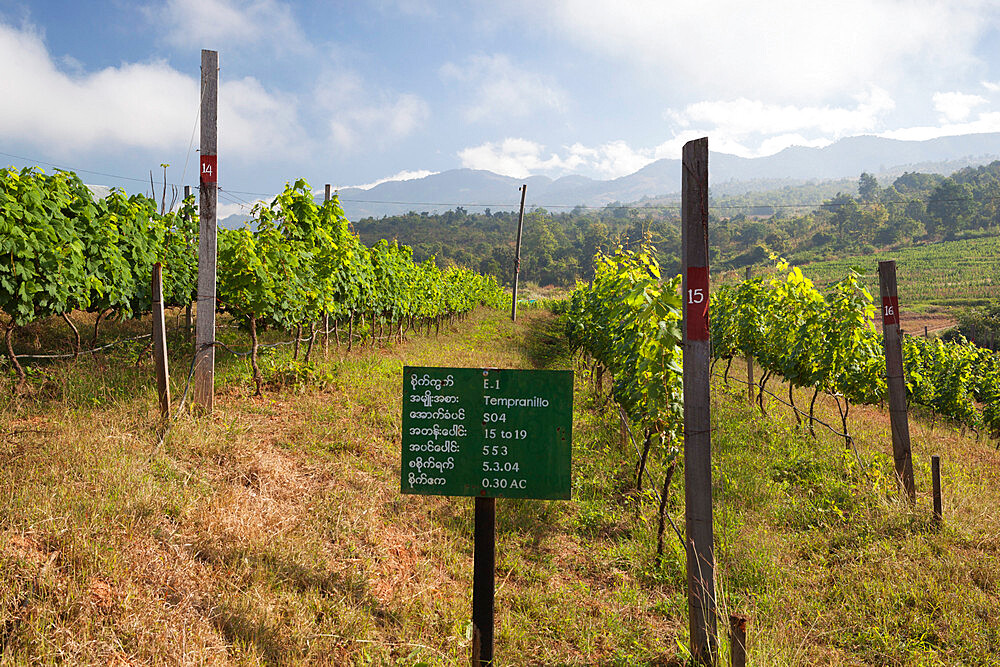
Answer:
(401, 366, 573, 500)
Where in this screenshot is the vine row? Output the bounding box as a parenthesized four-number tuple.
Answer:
(0, 167, 509, 387)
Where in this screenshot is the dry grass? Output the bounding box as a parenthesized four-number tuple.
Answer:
(2, 309, 999, 664)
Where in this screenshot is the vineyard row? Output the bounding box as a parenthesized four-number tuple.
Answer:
(564, 247, 1000, 455)
(0, 167, 510, 389)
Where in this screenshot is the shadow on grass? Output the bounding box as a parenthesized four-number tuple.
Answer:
(517, 310, 571, 370)
(211, 603, 290, 664)
(193, 535, 403, 632)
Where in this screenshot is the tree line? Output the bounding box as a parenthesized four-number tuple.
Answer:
(354, 161, 1000, 287)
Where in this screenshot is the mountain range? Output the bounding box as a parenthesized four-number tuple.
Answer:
(222, 133, 1000, 227)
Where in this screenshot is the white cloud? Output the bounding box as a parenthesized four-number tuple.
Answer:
(149, 0, 308, 54)
(933, 91, 988, 122)
(326, 93, 430, 152)
(668, 88, 894, 137)
(440, 54, 567, 122)
(347, 169, 439, 190)
(458, 138, 657, 179)
(459, 138, 564, 178)
(219, 77, 306, 157)
(663, 88, 895, 157)
(0, 21, 307, 161)
(538, 0, 994, 100)
(880, 112, 1000, 142)
(318, 71, 430, 152)
(575, 140, 656, 178)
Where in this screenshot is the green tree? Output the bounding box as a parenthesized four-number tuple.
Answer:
(858, 172, 881, 203)
(927, 178, 974, 237)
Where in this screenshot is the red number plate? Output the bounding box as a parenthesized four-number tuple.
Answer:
(686, 266, 710, 341)
(882, 296, 900, 326)
(200, 155, 217, 184)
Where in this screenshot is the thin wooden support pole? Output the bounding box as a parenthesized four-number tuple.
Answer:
(745, 265, 754, 406)
(183, 185, 193, 343)
(510, 184, 527, 322)
(932, 455, 943, 523)
(152, 263, 171, 420)
(729, 614, 748, 667)
(323, 184, 331, 357)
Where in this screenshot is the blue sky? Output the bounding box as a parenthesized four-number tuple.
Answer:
(2, 0, 1000, 217)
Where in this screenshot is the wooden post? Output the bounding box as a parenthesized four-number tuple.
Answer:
(195, 49, 218, 413)
(472, 497, 495, 665)
(878, 260, 916, 503)
(932, 455, 942, 523)
(152, 263, 171, 420)
(682, 137, 718, 665)
(510, 185, 527, 322)
(729, 614, 748, 667)
(745, 265, 754, 406)
(183, 185, 193, 343)
(924, 325, 928, 339)
(323, 184, 331, 356)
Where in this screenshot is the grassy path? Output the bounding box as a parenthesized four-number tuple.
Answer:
(2, 307, 999, 664)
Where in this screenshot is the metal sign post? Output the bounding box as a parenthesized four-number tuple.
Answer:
(401, 366, 573, 664)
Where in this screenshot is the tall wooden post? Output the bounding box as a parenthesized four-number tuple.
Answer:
(195, 49, 218, 413)
(878, 260, 916, 502)
(682, 137, 717, 665)
(152, 263, 171, 420)
(472, 497, 496, 665)
(510, 185, 527, 322)
(745, 265, 754, 405)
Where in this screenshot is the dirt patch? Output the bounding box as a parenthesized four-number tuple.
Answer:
(899, 311, 956, 337)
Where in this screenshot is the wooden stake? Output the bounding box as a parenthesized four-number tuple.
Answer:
(729, 614, 748, 667)
(510, 185, 527, 322)
(878, 260, 916, 503)
(472, 497, 495, 665)
(323, 183, 331, 357)
(932, 455, 943, 523)
(682, 137, 718, 665)
(152, 263, 171, 420)
(183, 185, 193, 343)
(745, 265, 754, 406)
(195, 49, 219, 413)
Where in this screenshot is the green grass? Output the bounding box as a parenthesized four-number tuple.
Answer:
(2, 308, 999, 664)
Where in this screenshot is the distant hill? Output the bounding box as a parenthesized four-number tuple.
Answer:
(332, 133, 1000, 220)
